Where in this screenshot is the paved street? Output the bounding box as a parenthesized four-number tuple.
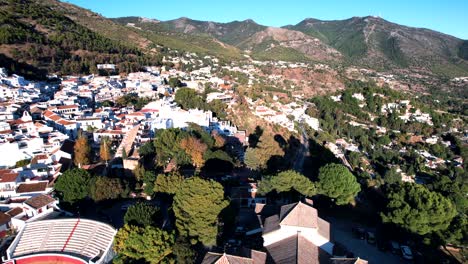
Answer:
(327, 217, 404, 264)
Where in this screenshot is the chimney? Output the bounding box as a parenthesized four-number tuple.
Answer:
(303, 198, 313, 207)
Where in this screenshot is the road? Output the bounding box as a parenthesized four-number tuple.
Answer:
(293, 124, 309, 173)
(327, 216, 404, 264)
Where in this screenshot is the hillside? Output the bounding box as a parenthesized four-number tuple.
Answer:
(116, 15, 468, 76)
(1, 0, 467, 79)
(0, 0, 158, 79)
(238, 26, 342, 62)
(111, 17, 243, 60)
(114, 17, 341, 63)
(286, 16, 468, 76)
(134, 17, 267, 46)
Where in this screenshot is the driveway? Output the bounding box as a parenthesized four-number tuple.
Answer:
(327, 217, 404, 264)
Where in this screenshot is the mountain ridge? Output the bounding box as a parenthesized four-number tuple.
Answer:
(125, 14, 467, 76)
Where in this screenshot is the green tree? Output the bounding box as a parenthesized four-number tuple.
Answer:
(143, 170, 157, 196)
(174, 88, 204, 110)
(258, 170, 316, 197)
(244, 134, 284, 171)
(90, 176, 124, 202)
(317, 163, 361, 205)
(14, 159, 30, 168)
(384, 167, 402, 185)
(114, 224, 175, 264)
(168, 77, 182, 88)
(244, 147, 262, 170)
(154, 172, 184, 195)
(54, 168, 91, 204)
(381, 183, 457, 235)
(347, 152, 361, 169)
(124, 203, 160, 227)
(173, 177, 228, 246)
(138, 141, 155, 157)
(436, 215, 468, 245)
(172, 236, 197, 264)
(153, 128, 190, 166)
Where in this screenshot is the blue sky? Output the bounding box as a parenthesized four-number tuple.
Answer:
(65, 0, 468, 39)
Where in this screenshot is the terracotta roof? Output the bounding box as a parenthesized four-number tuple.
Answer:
(280, 202, 318, 229)
(16, 182, 48, 193)
(0, 212, 11, 225)
(331, 258, 368, 264)
(263, 215, 280, 234)
(56, 105, 79, 110)
(6, 207, 23, 217)
(202, 250, 266, 264)
(24, 194, 55, 209)
(57, 119, 75, 126)
(266, 234, 330, 264)
(0, 170, 19, 183)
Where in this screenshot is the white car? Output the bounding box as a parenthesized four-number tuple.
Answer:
(400, 245, 413, 260)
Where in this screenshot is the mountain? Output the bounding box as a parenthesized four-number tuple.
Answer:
(114, 17, 341, 63)
(116, 15, 468, 76)
(286, 16, 468, 76)
(1, 0, 467, 78)
(111, 16, 243, 60)
(0, 0, 158, 79)
(237, 26, 342, 62)
(0, 0, 241, 79)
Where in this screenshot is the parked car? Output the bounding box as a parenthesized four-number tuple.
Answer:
(352, 227, 366, 240)
(377, 239, 389, 251)
(390, 241, 400, 255)
(400, 245, 413, 260)
(366, 231, 376, 244)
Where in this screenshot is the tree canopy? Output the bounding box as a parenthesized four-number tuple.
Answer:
(180, 136, 208, 170)
(174, 88, 204, 110)
(114, 224, 175, 264)
(124, 203, 160, 227)
(384, 167, 402, 185)
(317, 163, 361, 205)
(54, 168, 91, 204)
(244, 133, 284, 171)
(99, 137, 112, 162)
(90, 176, 124, 202)
(381, 183, 457, 235)
(154, 172, 184, 195)
(173, 177, 228, 246)
(74, 134, 91, 167)
(258, 170, 316, 197)
(153, 128, 190, 166)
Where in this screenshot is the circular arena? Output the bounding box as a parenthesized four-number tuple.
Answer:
(4, 218, 116, 264)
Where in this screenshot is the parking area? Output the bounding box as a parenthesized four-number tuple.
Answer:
(327, 216, 405, 264)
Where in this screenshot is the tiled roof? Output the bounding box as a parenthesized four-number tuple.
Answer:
(202, 250, 266, 264)
(280, 202, 318, 229)
(56, 105, 79, 110)
(266, 234, 330, 264)
(0, 169, 19, 183)
(263, 215, 280, 234)
(0, 212, 11, 225)
(16, 182, 48, 193)
(331, 258, 369, 264)
(24, 194, 55, 209)
(6, 207, 23, 217)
